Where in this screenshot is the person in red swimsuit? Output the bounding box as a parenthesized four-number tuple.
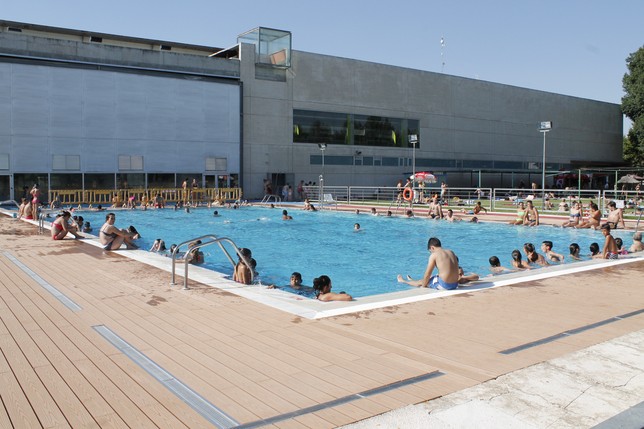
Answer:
(51, 211, 82, 240)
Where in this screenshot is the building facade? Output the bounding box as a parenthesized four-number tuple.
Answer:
(0, 21, 623, 201)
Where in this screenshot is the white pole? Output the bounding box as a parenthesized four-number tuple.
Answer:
(541, 130, 547, 210)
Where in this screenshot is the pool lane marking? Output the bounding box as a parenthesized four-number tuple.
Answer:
(499, 308, 644, 355)
(232, 370, 445, 429)
(3, 251, 82, 312)
(92, 325, 238, 429)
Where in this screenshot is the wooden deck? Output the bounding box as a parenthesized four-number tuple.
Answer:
(1, 216, 643, 428)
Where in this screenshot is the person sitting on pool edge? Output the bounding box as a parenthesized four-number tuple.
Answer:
(396, 237, 460, 290)
(313, 275, 352, 301)
(630, 232, 644, 253)
(99, 213, 138, 250)
(51, 211, 83, 240)
(603, 201, 626, 229)
(600, 224, 619, 259)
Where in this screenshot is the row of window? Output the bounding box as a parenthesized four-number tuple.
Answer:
(0, 154, 228, 172)
(310, 155, 568, 171)
(293, 109, 420, 148)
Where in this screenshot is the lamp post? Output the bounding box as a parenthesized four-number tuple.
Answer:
(539, 121, 552, 210)
(318, 143, 326, 208)
(409, 134, 418, 180)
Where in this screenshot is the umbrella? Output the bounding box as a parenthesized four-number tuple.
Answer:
(410, 172, 437, 183)
(617, 175, 641, 184)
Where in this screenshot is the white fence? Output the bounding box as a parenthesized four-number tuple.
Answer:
(299, 186, 642, 216)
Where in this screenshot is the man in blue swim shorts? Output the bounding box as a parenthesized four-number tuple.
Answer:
(396, 237, 460, 290)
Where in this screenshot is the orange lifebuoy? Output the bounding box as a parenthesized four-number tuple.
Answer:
(402, 188, 413, 201)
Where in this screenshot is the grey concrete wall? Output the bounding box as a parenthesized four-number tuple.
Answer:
(0, 31, 239, 78)
(239, 50, 622, 196)
(0, 62, 240, 175)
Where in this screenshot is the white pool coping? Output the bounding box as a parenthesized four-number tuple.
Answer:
(4, 208, 644, 319)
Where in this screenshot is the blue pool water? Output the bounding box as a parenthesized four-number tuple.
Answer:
(78, 207, 626, 298)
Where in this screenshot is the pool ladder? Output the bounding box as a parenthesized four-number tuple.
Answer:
(260, 194, 281, 205)
(170, 234, 253, 290)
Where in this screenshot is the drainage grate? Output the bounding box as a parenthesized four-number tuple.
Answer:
(500, 308, 644, 355)
(234, 370, 445, 429)
(4, 252, 82, 311)
(93, 325, 238, 429)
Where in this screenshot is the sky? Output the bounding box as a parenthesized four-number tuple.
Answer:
(4, 0, 643, 131)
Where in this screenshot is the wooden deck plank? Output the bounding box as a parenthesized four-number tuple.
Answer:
(0, 334, 69, 428)
(291, 412, 336, 429)
(2, 219, 644, 429)
(72, 358, 158, 428)
(108, 353, 217, 428)
(0, 391, 13, 429)
(0, 369, 43, 429)
(34, 364, 99, 428)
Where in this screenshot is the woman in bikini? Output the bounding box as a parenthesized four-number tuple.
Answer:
(522, 201, 539, 226)
(509, 202, 526, 225)
(99, 213, 138, 250)
(561, 202, 581, 227)
(51, 211, 82, 240)
(576, 202, 601, 229)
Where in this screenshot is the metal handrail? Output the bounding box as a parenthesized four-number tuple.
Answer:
(170, 234, 253, 289)
(0, 199, 20, 209)
(260, 194, 282, 205)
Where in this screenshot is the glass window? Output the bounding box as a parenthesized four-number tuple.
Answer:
(85, 174, 115, 189)
(206, 157, 228, 171)
(118, 155, 143, 171)
(117, 173, 145, 189)
(238, 27, 292, 67)
(50, 174, 82, 189)
(147, 173, 175, 188)
(354, 115, 401, 148)
(295, 110, 419, 149)
(294, 110, 349, 145)
(417, 158, 456, 168)
(382, 157, 399, 167)
(493, 161, 523, 169)
(52, 155, 80, 170)
(463, 160, 494, 169)
(14, 174, 49, 201)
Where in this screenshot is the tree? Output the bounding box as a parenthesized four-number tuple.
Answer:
(622, 45, 644, 166)
(623, 130, 644, 166)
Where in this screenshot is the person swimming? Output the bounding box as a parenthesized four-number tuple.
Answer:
(313, 275, 352, 301)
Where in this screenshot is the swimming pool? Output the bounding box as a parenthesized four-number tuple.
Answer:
(77, 206, 631, 298)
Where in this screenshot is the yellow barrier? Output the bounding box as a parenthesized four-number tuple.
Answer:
(48, 188, 242, 206)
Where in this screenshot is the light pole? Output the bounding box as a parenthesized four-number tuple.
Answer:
(318, 144, 326, 207)
(409, 134, 418, 179)
(539, 121, 552, 210)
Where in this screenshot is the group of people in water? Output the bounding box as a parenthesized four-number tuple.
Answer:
(38, 190, 643, 303)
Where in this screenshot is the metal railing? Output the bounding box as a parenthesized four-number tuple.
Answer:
(296, 185, 644, 218)
(47, 187, 242, 206)
(170, 234, 252, 290)
(0, 199, 20, 209)
(260, 194, 282, 205)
